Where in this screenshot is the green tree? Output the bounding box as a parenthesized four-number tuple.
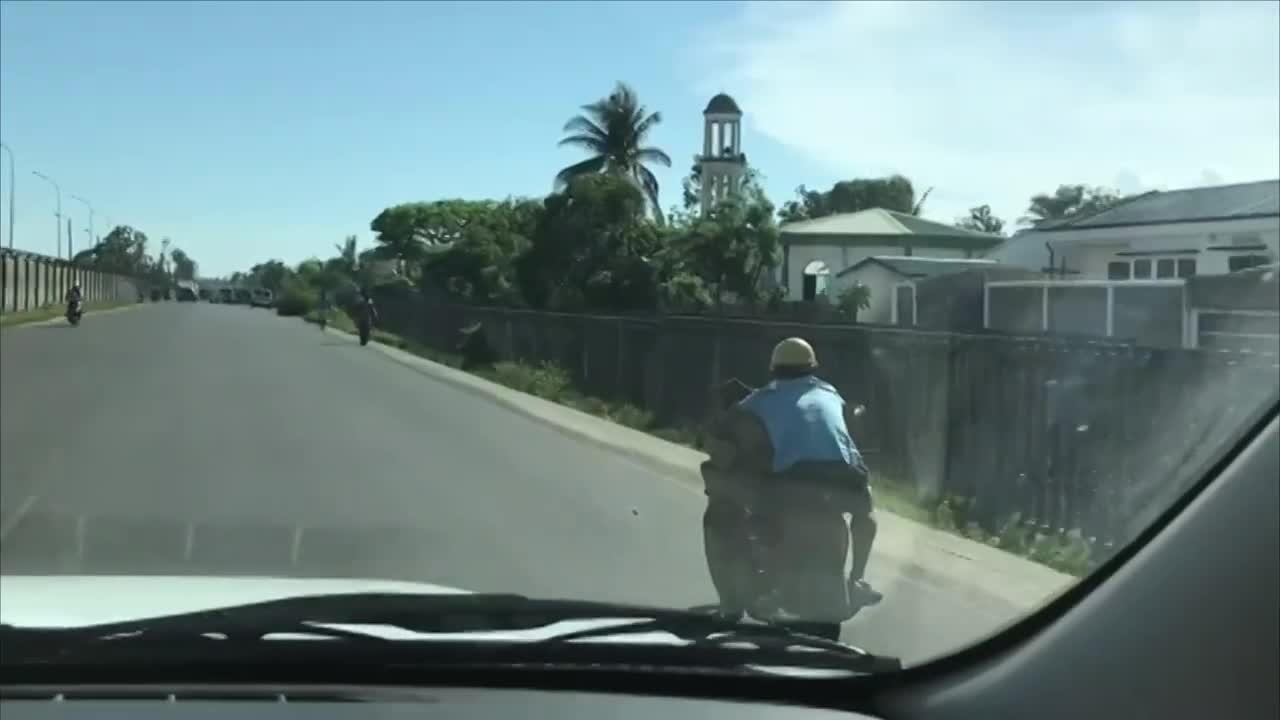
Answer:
(369, 204, 430, 276)
(957, 204, 1006, 235)
(328, 235, 359, 277)
(556, 81, 672, 221)
(170, 248, 198, 280)
(667, 190, 781, 308)
(778, 175, 928, 223)
(1020, 185, 1124, 225)
(678, 160, 766, 213)
(73, 225, 157, 277)
(518, 173, 661, 312)
(246, 260, 292, 293)
(420, 199, 539, 304)
(835, 283, 872, 322)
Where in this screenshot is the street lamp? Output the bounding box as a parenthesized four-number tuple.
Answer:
(0, 142, 13, 249)
(31, 170, 62, 258)
(70, 194, 95, 254)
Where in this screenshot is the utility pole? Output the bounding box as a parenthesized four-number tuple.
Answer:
(70, 194, 94, 252)
(32, 170, 62, 258)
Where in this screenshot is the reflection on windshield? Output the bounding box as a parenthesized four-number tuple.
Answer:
(1, 0, 1277, 673)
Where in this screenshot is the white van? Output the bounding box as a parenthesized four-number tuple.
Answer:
(250, 288, 275, 308)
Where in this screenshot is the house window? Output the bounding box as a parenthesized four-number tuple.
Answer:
(1176, 259, 1197, 278)
(1229, 254, 1274, 272)
(1156, 258, 1176, 278)
(1107, 261, 1131, 280)
(1133, 259, 1152, 279)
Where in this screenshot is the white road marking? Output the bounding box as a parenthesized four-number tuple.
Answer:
(0, 494, 39, 541)
(184, 523, 196, 561)
(74, 514, 87, 563)
(290, 526, 304, 566)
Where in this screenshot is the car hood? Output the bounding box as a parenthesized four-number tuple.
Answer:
(1, 575, 864, 679)
(0, 575, 470, 629)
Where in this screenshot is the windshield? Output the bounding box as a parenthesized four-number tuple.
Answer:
(1, 0, 1277, 676)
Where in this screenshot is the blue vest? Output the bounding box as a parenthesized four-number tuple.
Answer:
(739, 376, 865, 473)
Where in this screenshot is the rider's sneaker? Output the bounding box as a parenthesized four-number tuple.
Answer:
(848, 580, 883, 607)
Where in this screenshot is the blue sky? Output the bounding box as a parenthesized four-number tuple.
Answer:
(2, 1, 1277, 277)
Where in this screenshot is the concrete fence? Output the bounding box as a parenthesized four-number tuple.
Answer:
(0, 249, 140, 315)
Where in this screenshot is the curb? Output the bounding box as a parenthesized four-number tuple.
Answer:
(0, 302, 143, 331)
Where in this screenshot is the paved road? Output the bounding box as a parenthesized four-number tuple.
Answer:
(1, 303, 1026, 664)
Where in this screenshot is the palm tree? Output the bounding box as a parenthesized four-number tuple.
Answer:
(556, 82, 672, 220)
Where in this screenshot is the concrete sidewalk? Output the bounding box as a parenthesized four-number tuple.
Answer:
(333, 326, 1076, 612)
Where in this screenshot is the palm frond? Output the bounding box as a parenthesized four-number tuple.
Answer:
(637, 147, 672, 167)
(557, 133, 609, 153)
(562, 115, 608, 138)
(633, 111, 662, 140)
(555, 155, 608, 189)
(637, 165, 663, 220)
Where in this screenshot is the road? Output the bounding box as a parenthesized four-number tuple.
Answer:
(1, 303, 1028, 664)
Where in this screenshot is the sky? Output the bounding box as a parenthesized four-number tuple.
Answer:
(1, 0, 1277, 277)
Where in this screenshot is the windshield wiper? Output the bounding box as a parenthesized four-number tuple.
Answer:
(2, 592, 901, 675)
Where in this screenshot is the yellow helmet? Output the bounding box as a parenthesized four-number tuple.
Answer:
(770, 337, 817, 371)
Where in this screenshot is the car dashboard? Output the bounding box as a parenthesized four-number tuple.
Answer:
(3, 686, 882, 720)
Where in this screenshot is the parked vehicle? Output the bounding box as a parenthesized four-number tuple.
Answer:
(250, 288, 275, 308)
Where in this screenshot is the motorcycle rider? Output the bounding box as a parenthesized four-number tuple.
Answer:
(701, 337, 881, 622)
(355, 289, 378, 337)
(65, 283, 84, 313)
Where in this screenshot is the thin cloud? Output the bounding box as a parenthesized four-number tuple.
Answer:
(696, 0, 1279, 226)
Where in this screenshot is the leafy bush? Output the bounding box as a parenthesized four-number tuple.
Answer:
(488, 361, 572, 401)
(276, 281, 319, 317)
(609, 404, 655, 430)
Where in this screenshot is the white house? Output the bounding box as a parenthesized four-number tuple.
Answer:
(835, 256, 998, 325)
(987, 179, 1280, 280)
(777, 208, 1002, 301)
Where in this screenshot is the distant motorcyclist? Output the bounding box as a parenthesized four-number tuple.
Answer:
(701, 337, 881, 621)
(317, 289, 332, 330)
(356, 289, 378, 325)
(65, 283, 83, 305)
(354, 289, 378, 345)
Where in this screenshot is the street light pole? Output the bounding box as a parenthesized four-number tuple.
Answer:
(32, 170, 62, 258)
(0, 142, 13, 249)
(70, 194, 95, 253)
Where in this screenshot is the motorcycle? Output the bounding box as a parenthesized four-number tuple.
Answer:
(700, 380, 873, 639)
(66, 299, 84, 326)
(357, 318, 371, 346)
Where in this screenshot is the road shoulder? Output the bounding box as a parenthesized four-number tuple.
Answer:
(0, 301, 142, 330)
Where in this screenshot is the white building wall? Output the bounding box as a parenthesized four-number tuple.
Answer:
(1043, 217, 1279, 279)
(783, 243, 967, 300)
(830, 263, 902, 324)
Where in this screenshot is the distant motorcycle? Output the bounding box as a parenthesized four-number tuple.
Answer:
(66, 299, 84, 326)
(357, 317, 371, 346)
